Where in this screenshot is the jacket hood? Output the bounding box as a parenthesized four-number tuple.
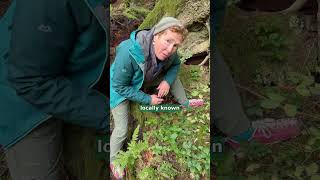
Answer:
(128, 30, 145, 64)
(135, 28, 155, 61)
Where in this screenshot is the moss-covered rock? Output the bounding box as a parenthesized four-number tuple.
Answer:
(217, 6, 294, 86)
(138, 0, 185, 29)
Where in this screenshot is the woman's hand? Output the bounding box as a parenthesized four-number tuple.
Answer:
(157, 80, 170, 98)
(150, 94, 164, 105)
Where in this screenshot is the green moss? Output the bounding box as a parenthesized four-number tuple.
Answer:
(138, 0, 185, 29)
(217, 6, 293, 85)
(122, 6, 151, 20)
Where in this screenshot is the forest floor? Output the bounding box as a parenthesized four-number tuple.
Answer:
(213, 5, 320, 180)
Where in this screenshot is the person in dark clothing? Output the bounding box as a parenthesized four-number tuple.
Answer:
(0, 0, 108, 179)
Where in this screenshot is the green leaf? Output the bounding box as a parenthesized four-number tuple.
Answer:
(310, 86, 320, 95)
(309, 83, 320, 95)
(246, 163, 261, 172)
(296, 85, 311, 96)
(260, 99, 280, 109)
(305, 145, 313, 151)
(195, 162, 202, 171)
(266, 92, 286, 103)
(300, 75, 314, 86)
(246, 106, 263, 117)
(309, 127, 320, 137)
(283, 104, 297, 117)
(216, 151, 235, 174)
(305, 163, 319, 176)
(294, 166, 304, 177)
(170, 133, 178, 140)
(191, 91, 199, 97)
(311, 175, 320, 180)
(308, 138, 317, 145)
(287, 72, 301, 84)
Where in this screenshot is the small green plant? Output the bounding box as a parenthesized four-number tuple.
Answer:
(254, 22, 288, 62)
(242, 141, 272, 161)
(122, 65, 210, 179)
(158, 162, 178, 179)
(114, 125, 148, 170)
(137, 167, 158, 180)
(247, 70, 320, 118)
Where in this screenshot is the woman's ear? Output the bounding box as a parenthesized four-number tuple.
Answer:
(154, 34, 159, 40)
(153, 35, 159, 44)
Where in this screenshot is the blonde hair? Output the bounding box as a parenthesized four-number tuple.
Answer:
(156, 26, 188, 41)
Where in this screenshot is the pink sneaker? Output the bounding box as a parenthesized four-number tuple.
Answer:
(226, 118, 301, 149)
(188, 99, 204, 107)
(110, 162, 125, 180)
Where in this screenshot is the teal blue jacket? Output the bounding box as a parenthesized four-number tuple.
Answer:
(0, 0, 108, 149)
(110, 30, 181, 109)
(212, 0, 227, 47)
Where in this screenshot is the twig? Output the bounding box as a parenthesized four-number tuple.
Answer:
(113, 19, 126, 26)
(199, 54, 209, 66)
(310, 100, 320, 108)
(236, 85, 320, 120)
(297, 112, 320, 121)
(236, 84, 266, 99)
(302, 147, 320, 164)
(184, 87, 192, 93)
(301, 38, 316, 73)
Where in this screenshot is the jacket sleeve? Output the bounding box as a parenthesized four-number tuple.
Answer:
(7, 0, 108, 130)
(212, 0, 227, 47)
(112, 47, 151, 104)
(164, 53, 181, 85)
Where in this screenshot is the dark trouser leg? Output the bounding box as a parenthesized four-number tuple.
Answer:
(5, 118, 64, 180)
(213, 50, 251, 136)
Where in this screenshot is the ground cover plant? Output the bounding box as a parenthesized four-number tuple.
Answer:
(213, 3, 320, 180)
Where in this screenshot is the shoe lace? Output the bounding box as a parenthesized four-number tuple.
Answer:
(251, 118, 298, 138)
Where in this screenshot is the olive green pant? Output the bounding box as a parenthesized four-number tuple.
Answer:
(110, 77, 188, 162)
(4, 118, 105, 180)
(213, 50, 251, 136)
(5, 119, 65, 180)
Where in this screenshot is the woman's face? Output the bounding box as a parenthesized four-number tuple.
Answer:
(153, 29, 183, 61)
